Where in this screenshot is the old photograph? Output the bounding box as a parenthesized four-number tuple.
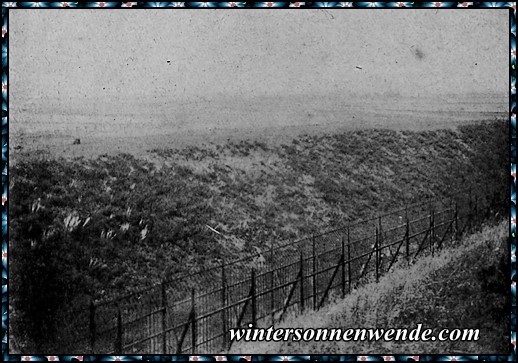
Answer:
(7, 8, 509, 355)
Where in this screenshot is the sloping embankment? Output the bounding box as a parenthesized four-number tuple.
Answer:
(10, 121, 507, 298)
(229, 221, 509, 355)
(9, 120, 507, 352)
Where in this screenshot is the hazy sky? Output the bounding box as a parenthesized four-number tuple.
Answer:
(9, 9, 508, 110)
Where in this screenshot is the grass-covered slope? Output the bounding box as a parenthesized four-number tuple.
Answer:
(230, 221, 510, 355)
(9, 121, 507, 351)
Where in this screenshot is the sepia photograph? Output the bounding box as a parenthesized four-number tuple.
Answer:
(6, 6, 510, 357)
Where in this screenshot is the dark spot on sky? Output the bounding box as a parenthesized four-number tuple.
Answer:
(475, 63, 478, 65)
(413, 47, 425, 60)
(167, 60, 171, 63)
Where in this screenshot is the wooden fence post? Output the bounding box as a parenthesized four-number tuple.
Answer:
(378, 216, 383, 275)
(177, 289, 197, 354)
(347, 226, 352, 294)
(299, 252, 305, 312)
(251, 268, 257, 327)
(89, 299, 96, 353)
(450, 196, 454, 241)
(318, 254, 342, 309)
(378, 215, 383, 247)
(312, 235, 317, 310)
(191, 288, 196, 354)
(341, 235, 346, 298)
(270, 244, 275, 325)
(221, 263, 227, 350)
(115, 304, 123, 354)
(161, 280, 167, 353)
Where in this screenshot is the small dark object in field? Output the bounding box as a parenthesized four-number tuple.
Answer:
(14, 145, 23, 150)
(73, 138, 81, 145)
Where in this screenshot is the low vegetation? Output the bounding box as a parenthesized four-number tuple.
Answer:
(9, 120, 507, 351)
(230, 220, 510, 354)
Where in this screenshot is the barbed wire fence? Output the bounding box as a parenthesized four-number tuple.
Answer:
(55, 186, 496, 354)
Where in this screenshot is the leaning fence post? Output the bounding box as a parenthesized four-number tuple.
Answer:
(299, 252, 305, 312)
(221, 262, 227, 350)
(191, 288, 196, 354)
(450, 196, 454, 236)
(251, 268, 257, 326)
(312, 234, 317, 310)
(341, 235, 346, 298)
(89, 299, 96, 353)
(161, 280, 167, 353)
(347, 226, 352, 294)
(270, 244, 275, 325)
(115, 304, 123, 354)
(378, 215, 383, 248)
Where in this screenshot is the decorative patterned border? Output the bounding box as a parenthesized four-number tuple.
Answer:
(0, 1, 515, 361)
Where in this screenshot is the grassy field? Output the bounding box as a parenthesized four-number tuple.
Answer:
(9, 119, 507, 352)
(229, 220, 510, 355)
(10, 94, 505, 160)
